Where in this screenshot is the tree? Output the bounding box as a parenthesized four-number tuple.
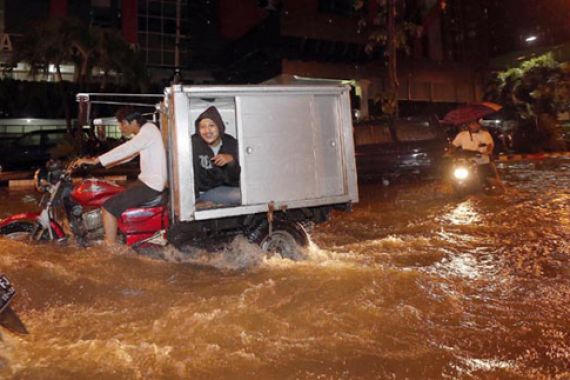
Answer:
(12, 17, 85, 132)
(90, 27, 149, 91)
(354, 0, 422, 116)
(14, 16, 150, 150)
(14, 17, 149, 89)
(485, 53, 569, 151)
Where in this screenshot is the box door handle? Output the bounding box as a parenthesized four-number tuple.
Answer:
(246, 146, 254, 154)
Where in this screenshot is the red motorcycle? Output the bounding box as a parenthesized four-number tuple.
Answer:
(0, 160, 169, 247)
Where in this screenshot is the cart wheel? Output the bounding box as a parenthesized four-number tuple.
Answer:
(250, 221, 308, 261)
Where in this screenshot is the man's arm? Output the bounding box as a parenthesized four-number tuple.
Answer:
(211, 154, 234, 167)
(219, 137, 241, 184)
(448, 144, 459, 153)
(75, 156, 100, 166)
(481, 143, 494, 155)
(480, 132, 495, 155)
(98, 128, 150, 167)
(223, 155, 240, 183)
(450, 132, 463, 152)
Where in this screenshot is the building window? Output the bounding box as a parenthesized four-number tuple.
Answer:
(91, 0, 111, 7)
(137, 0, 189, 68)
(318, 0, 356, 15)
(0, 0, 5, 34)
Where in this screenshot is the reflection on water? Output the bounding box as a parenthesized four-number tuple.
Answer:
(441, 200, 481, 226)
(0, 159, 569, 379)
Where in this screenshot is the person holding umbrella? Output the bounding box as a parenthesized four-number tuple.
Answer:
(449, 118, 505, 192)
(443, 102, 506, 193)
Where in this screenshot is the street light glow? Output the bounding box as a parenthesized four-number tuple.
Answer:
(525, 35, 537, 42)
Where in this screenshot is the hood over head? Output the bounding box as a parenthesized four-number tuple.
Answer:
(195, 106, 225, 134)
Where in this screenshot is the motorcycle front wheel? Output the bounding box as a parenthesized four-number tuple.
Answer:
(0, 221, 49, 241)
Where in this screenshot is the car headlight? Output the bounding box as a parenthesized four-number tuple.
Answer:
(453, 167, 470, 180)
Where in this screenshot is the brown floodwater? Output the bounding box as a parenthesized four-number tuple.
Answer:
(0, 159, 569, 379)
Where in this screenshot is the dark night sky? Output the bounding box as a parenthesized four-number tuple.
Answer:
(488, 0, 570, 55)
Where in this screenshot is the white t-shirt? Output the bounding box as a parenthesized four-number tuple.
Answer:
(210, 141, 222, 155)
(452, 129, 494, 164)
(98, 122, 167, 191)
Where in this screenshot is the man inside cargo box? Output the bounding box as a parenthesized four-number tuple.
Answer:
(192, 106, 241, 206)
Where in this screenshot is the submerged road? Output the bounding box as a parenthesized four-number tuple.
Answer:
(0, 159, 568, 379)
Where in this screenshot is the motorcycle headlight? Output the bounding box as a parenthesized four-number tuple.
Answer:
(453, 167, 470, 180)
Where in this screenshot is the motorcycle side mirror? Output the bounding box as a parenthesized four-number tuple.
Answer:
(33, 169, 50, 193)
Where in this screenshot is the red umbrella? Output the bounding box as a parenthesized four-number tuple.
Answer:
(442, 102, 503, 125)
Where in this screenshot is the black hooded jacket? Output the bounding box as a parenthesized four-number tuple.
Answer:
(192, 106, 240, 194)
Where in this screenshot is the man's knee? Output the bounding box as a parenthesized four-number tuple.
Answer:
(102, 198, 124, 219)
(102, 207, 117, 219)
(199, 186, 241, 205)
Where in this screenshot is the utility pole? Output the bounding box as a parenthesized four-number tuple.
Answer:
(386, 0, 399, 116)
(0, 0, 4, 36)
(173, 0, 182, 84)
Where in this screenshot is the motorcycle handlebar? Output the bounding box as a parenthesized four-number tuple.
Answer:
(450, 149, 483, 158)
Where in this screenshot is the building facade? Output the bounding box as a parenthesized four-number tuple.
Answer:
(217, 0, 492, 119)
(0, 0, 205, 82)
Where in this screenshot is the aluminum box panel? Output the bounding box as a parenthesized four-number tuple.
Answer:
(166, 85, 358, 222)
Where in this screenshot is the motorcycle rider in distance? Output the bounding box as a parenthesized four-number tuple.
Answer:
(75, 108, 167, 247)
(449, 119, 505, 193)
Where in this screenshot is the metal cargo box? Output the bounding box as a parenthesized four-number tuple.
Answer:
(165, 85, 358, 222)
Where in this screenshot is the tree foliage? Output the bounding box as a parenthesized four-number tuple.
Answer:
(485, 53, 569, 151)
(353, 0, 423, 116)
(486, 54, 570, 117)
(354, 0, 422, 57)
(12, 17, 148, 90)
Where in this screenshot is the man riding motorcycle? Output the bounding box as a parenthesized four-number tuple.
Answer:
(75, 108, 167, 247)
(449, 119, 505, 193)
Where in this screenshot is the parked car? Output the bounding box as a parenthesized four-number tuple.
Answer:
(354, 116, 448, 181)
(0, 129, 71, 172)
(0, 137, 18, 150)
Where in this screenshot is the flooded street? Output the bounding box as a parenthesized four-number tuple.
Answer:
(0, 159, 569, 379)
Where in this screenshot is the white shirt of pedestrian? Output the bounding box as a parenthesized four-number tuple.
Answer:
(98, 122, 167, 191)
(452, 130, 494, 164)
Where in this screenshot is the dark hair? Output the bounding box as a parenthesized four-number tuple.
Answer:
(115, 106, 146, 125)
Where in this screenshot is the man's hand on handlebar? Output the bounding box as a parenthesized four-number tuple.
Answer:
(73, 157, 100, 168)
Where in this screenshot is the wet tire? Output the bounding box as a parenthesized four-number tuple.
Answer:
(451, 183, 468, 198)
(483, 178, 505, 196)
(0, 221, 48, 241)
(250, 221, 309, 261)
